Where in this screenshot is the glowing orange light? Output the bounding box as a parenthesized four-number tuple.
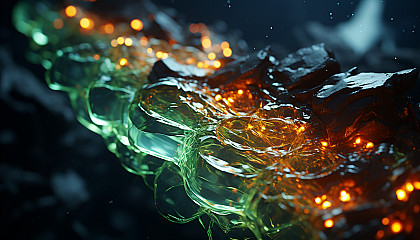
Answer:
(314, 197, 322, 204)
(189, 23, 198, 33)
(303, 209, 309, 214)
(324, 219, 334, 228)
(375, 230, 385, 239)
(80, 18, 94, 30)
(215, 94, 222, 101)
(93, 54, 100, 60)
(261, 125, 266, 131)
(116, 37, 125, 45)
(197, 61, 204, 68)
(201, 37, 211, 49)
(390, 221, 403, 233)
(147, 48, 153, 54)
(162, 53, 169, 59)
(119, 58, 128, 66)
(406, 182, 414, 192)
(414, 205, 420, 213)
(214, 60, 222, 68)
(321, 141, 328, 147)
(366, 142, 374, 148)
(156, 51, 164, 58)
(238, 89, 244, 95)
(208, 52, 216, 60)
(221, 41, 230, 49)
(140, 36, 148, 46)
(53, 18, 64, 29)
(125, 38, 133, 46)
(339, 190, 351, 202)
(322, 201, 331, 209)
(223, 47, 232, 57)
(103, 23, 114, 34)
(396, 189, 406, 201)
(413, 181, 420, 189)
(355, 137, 361, 144)
(298, 126, 305, 133)
(65, 5, 77, 17)
(382, 217, 390, 225)
(130, 19, 143, 31)
(227, 97, 234, 103)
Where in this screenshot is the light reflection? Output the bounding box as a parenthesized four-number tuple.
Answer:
(65, 5, 77, 17)
(130, 19, 143, 31)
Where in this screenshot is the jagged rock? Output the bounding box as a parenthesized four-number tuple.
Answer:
(312, 68, 419, 144)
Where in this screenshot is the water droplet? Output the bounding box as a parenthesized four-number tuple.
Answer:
(270, 26, 273, 30)
(390, 17, 394, 21)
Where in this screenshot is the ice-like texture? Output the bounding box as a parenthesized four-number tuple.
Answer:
(13, 1, 420, 239)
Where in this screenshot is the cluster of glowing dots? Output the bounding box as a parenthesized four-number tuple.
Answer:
(320, 137, 374, 149)
(395, 180, 420, 201)
(315, 190, 352, 229)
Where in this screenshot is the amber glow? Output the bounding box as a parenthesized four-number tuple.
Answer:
(125, 38, 133, 46)
(321, 141, 328, 147)
(314, 197, 322, 204)
(103, 23, 114, 34)
(117, 37, 125, 45)
(355, 137, 361, 144)
(221, 41, 230, 49)
(227, 97, 234, 103)
(119, 58, 128, 66)
(208, 52, 216, 60)
(140, 36, 148, 46)
(201, 37, 211, 49)
(65, 5, 77, 17)
(156, 51, 164, 58)
(80, 18, 94, 30)
(322, 201, 331, 209)
(214, 60, 222, 68)
(324, 219, 334, 228)
(215, 94, 222, 101)
(413, 181, 420, 189)
(396, 189, 406, 201)
(298, 126, 306, 133)
(390, 221, 403, 233)
(130, 19, 143, 31)
(93, 54, 100, 60)
(382, 217, 390, 225)
(238, 89, 244, 95)
(223, 47, 232, 57)
(189, 23, 198, 33)
(414, 205, 420, 213)
(375, 230, 385, 239)
(366, 142, 374, 148)
(197, 61, 204, 68)
(339, 190, 351, 202)
(53, 18, 64, 29)
(406, 182, 414, 192)
(110, 39, 118, 47)
(147, 48, 153, 54)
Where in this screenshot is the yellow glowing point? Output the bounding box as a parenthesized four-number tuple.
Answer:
(124, 38, 133, 46)
(261, 126, 266, 131)
(155, 51, 164, 59)
(208, 52, 216, 60)
(314, 197, 322, 204)
(414, 181, 420, 189)
(238, 89, 244, 95)
(228, 97, 234, 103)
(382, 217, 390, 225)
(104, 23, 114, 34)
(215, 95, 222, 101)
(65, 5, 77, 18)
(366, 142, 374, 148)
(117, 37, 125, 45)
(298, 126, 305, 132)
(390, 221, 403, 233)
(324, 219, 334, 228)
(53, 18, 64, 29)
(110, 39, 118, 47)
(223, 47, 232, 57)
(162, 53, 169, 59)
(119, 58, 128, 66)
(93, 54, 100, 60)
(355, 137, 361, 144)
(396, 189, 406, 201)
(80, 18, 94, 30)
(147, 48, 153, 54)
(140, 36, 148, 46)
(406, 182, 414, 192)
(339, 190, 351, 202)
(201, 37, 211, 49)
(322, 201, 331, 209)
(214, 60, 222, 68)
(221, 41, 230, 49)
(321, 141, 328, 147)
(197, 62, 204, 68)
(130, 19, 143, 31)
